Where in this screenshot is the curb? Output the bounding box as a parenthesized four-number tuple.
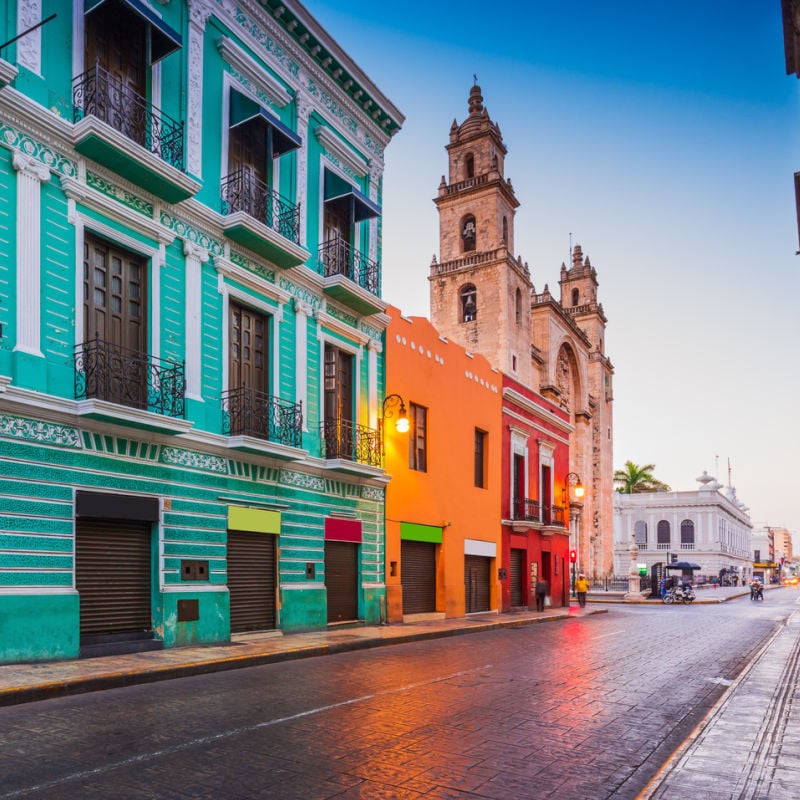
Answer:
(0, 608, 606, 708)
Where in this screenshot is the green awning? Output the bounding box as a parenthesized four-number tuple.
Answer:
(400, 522, 443, 544)
(85, 0, 182, 62)
(230, 89, 302, 157)
(324, 170, 381, 221)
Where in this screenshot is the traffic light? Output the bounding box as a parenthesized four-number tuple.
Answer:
(569, 549, 577, 563)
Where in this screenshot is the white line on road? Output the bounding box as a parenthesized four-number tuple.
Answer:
(0, 664, 494, 798)
(592, 630, 624, 639)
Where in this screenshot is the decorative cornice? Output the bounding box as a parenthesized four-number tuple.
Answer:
(502, 386, 573, 435)
(314, 308, 372, 345)
(214, 254, 290, 305)
(216, 35, 293, 108)
(314, 125, 369, 177)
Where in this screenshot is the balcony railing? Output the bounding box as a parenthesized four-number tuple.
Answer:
(321, 418, 381, 467)
(75, 336, 185, 418)
(221, 169, 301, 245)
(222, 387, 302, 447)
(72, 62, 185, 170)
(656, 543, 671, 550)
(511, 497, 565, 527)
(318, 236, 379, 296)
(680, 542, 696, 550)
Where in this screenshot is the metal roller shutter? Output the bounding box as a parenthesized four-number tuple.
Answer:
(465, 554, 490, 613)
(325, 541, 359, 622)
(228, 531, 277, 633)
(401, 539, 436, 614)
(76, 519, 152, 638)
(510, 548, 524, 607)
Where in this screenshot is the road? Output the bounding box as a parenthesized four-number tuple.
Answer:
(0, 591, 795, 800)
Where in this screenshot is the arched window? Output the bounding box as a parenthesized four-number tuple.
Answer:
(465, 153, 475, 179)
(502, 216, 508, 244)
(657, 520, 670, 549)
(571, 287, 579, 306)
(634, 521, 647, 548)
(681, 520, 695, 550)
(460, 284, 477, 322)
(515, 288, 522, 324)
(461, 214, 476, 252)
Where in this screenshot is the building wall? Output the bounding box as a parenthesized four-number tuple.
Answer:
(0, 0, 402, 662)
(384, 306, 502, 621)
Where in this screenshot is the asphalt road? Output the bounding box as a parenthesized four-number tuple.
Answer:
(0, 591, 794, 800)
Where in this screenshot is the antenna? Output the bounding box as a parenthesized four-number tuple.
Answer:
(728, 457, 732, 487)
(569, 232, 573, 266)
(715, 454, 719, 480)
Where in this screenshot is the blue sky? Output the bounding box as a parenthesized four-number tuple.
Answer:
(307, 1, 800, 532)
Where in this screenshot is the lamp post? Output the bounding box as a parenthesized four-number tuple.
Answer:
(564, 472, 584, 597)
(381, 393, 409, 455)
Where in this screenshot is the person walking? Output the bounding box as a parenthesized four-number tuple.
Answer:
(575, 573, 590, 608)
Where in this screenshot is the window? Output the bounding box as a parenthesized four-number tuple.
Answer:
(634, 521, 647, 547)
(474, 429, 487, 488)
(461, 214, 476, 252)
(680, 519, 695, 550)
(657, 520, 670, 549)
(465, 153, 475, 179)
(460, 284, 477, 322)
(408, 403, 427, 472)
(502, 216, 508, 244)
(571, 287, 579, 306)
(515, 288, 522, 324)
(754, 550, 761, 563)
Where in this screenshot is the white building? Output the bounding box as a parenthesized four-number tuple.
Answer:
(613, 471, 753, 582)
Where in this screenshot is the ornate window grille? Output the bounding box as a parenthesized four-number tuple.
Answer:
(222, 387, 302, 447)
(321, 419, 381, 467)
(318, 235, 380, 296)
(75, 336, 185, 418)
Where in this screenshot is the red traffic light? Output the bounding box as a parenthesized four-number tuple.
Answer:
(569, 549, 577, 563)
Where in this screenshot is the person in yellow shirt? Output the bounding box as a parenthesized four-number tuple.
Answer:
(574, 573, 590, 608)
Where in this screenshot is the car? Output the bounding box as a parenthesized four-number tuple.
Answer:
(782, 576, 798, 585)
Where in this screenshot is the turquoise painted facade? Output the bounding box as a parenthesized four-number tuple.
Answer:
(0, 0, 403, 663)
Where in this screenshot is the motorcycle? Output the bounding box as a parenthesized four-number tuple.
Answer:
(750, 584, 764, 601)
(663, 585, 696, 604)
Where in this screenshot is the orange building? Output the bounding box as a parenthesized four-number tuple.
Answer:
(384, 306, 502, 622)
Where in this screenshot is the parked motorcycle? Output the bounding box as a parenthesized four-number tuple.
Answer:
(663, 585, 696, 604)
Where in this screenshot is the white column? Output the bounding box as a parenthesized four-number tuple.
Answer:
(367, 338, 380, 430)
(17, 0, 42, 75)
(13, 151, 49, 357)
(183, 241, 208, 401)
(186, 0, 211, 178)
(293, 298, 312, 430)
(296, 98, 312, 249)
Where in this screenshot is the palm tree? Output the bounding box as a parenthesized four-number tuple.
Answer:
(613, 461, 671, 493)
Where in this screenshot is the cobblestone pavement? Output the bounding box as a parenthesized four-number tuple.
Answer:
(641, 590, 800, 799)
(0, 585, 788, 800)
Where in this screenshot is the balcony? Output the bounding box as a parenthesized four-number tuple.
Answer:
(220, 169, 308, 268)
(72, 63, 200, 203)
(74, 336, 190, 434)
(321, 418, 382, 474)
(222, 387, 305, 459)
(318, 236, 384, 316)
(510, 498, 565, 529)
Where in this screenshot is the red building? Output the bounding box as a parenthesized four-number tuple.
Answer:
(501, 373, 576, 610)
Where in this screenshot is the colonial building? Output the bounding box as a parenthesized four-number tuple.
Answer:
(613, 471, 754, 584)
(0, 0, 402, 663)
(384, 306, 503, 621)
(428, 82, 614, 577)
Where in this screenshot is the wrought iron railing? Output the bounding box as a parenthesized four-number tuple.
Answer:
(72, 62, 185, 170)
(222, 387, 302, 447)
(75, 336, 185, 418)
(221, 169, 301, 245)
(321, 418, 381, 467)
(511, 498, 565, 527)
(318, 236, 380, 296)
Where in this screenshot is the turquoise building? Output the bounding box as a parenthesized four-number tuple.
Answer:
(0, 0, 403, 662)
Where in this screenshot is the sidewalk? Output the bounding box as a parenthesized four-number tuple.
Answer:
(641, 604, 800, 799)
(0, 604, 602, 708)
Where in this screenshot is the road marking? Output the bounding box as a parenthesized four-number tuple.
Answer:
(0, 664, 494, 798)
(592, 630, 624, 639)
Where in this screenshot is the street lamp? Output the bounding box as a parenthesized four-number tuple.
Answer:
(564, 472, 583, 598)
(382, 393, 409, 434)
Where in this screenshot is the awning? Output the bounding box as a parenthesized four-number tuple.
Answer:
(324, 170, 381, 221)
(230, 89, 302, 157)
(85, 0, 182, 62)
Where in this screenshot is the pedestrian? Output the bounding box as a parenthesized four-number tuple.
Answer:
(660, 576, 668, 600)
(535, 580, 548, 612)
(575, 573, 590, 608)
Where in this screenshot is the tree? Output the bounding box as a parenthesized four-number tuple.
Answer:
(613, 461, 671, 494)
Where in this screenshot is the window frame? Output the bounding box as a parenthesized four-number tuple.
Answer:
(408, 402, 428, 472)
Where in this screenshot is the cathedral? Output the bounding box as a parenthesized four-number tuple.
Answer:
(428, 83, 615, 577)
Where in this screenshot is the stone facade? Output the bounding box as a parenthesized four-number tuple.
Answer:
(429, 83, 615, 577)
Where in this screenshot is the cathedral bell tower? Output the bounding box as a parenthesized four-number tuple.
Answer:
(429, 82, 532, 385)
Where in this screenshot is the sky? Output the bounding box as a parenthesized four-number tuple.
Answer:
(306, 1, 800, 533)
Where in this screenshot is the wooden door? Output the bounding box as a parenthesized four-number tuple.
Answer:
(228, 122, 268, 215)
(323, 345, 352, 423)
(229, 303, 267, 392)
